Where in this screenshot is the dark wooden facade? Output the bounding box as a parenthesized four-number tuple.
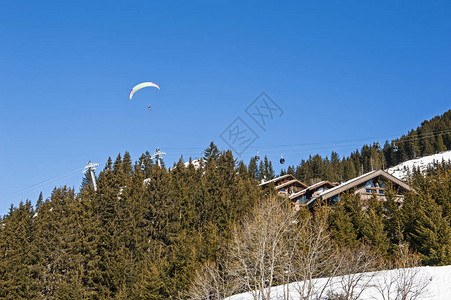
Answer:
(260, 170, 414, 211)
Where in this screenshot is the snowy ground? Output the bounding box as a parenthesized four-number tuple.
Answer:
(387, 151, 451, 180)
(227, 265, 451, 300)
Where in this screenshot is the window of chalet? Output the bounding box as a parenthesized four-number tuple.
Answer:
(365, 180, 375, 187)
(299, 195, 306, 204)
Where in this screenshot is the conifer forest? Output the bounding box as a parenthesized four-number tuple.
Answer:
(1, 110, 451, 299)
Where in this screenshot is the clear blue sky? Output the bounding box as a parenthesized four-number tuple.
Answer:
(1, 0, 450, 215)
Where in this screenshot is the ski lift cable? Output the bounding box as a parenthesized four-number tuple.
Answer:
(6, 128, 451, 203)
(145, 127, 451, 164)
(235, 129, 451, 156)
(245, 128, 451, 153)
(151, 128, 451, 162)
(157, 128, 451, 156)
(387, 128, 451, 145)
(159, 128, 451, 159)
(0, 167, 85, 203)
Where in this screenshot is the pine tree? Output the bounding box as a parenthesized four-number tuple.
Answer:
(123, 151, 134, 178)
(132, 256, 167, 300)
(237, 161, 248, 178)
(421, 137, 435, 156)
(36, 191, 43, 209)
(33, 187, 101, 298)
(287, 165, 295, 175)
(330, 151, 342, 182)
(402, 191, 451, 265)
(435, 135, 447, 152)
(343, 159, 357, 181)
(105, 156, 113, 171)
(263, 156, 275, 180)
(362, 195, 390, 256)
(0, 201, 38, 299)
(203, 141, 220, 161)
(341, 193, 365, 240)
(382, 188, 404, 249)
(328, 200, 359, 248)
(248, 157, 259, 180)
(383, 141, 393, 168)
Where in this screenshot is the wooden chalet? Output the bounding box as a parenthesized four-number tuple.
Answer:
(289, 180, 337, 210)
(304, 169, 415, 207)
(259, 174, 308, 198)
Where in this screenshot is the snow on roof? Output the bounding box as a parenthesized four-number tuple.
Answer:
(259, 174, 293, 186)
(289, 180, 339, 200)
(289, 188, 309, 199)
(306, 170, 413, 206)
(305, 197, 317, 206)
(308, 180, 327, 189)
(317, 170, 377, 198)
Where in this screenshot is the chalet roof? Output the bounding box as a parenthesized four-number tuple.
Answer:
(305, 169, 414, 206)
(275, 179, 307, 190)
(289, 188, 308, 198)
(259, 174, 295, 186)
(289, 180, 336, 200)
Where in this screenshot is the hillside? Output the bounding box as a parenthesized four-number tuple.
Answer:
(227, 265, 451, 300)
(289, 109, 451, 184)
(387, 150, 451, 180)
(1, 111, 451, 298)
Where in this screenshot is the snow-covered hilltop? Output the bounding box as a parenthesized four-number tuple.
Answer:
(387, 151, 451, 180)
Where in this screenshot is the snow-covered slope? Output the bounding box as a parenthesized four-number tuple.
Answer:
(227, 265, 451, 300)
(387, 151, 451, 180)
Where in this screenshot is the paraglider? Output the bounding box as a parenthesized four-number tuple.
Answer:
(129, 82, 160, 99)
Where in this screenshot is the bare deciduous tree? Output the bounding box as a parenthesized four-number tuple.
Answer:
(288, 206, 341, 300)
(374, 245, 430, 300)
(185, 261, 230, 300)
(227, 197, 296, 300)
(329, 244, 382, 300)
(187, 199, 422, 300)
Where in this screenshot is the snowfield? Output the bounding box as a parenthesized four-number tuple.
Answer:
(387, 151, 451, 180)
(226, 265, 451, 300)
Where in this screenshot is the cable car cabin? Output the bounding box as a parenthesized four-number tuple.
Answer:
(259, 174, 308, 198)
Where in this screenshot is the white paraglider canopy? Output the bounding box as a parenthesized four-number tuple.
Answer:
(129, 82, 160, 99)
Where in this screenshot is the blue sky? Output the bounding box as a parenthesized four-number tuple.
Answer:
(1, 1, 450, 215)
